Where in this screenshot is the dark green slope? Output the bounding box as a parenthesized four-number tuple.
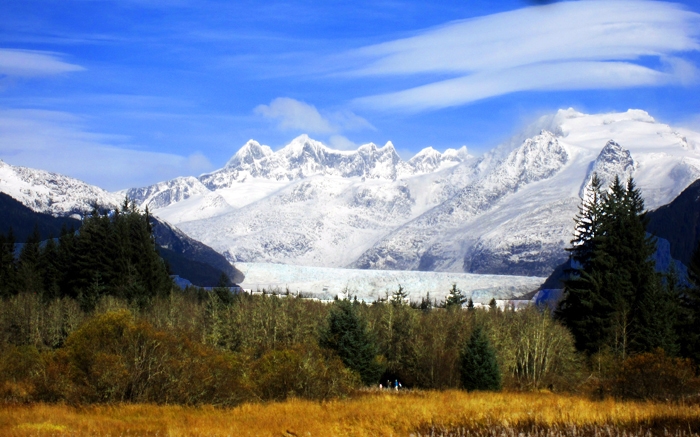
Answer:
(0, 192, 243, 286)
(0, 192, 80, 241)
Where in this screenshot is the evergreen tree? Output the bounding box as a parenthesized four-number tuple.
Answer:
(17, 226, 43, 295)
(488, 298, 498, 312)
(633, 267, 681, 356)
(319, 299, 384, 385)
(390, 285, 408, 306)
(68, 200, 172, 309)
(0, 228, 17, 297)
(445, 283, 467, 309)
(558, 173, 616, 353)
(558, 175, 667, 357)
(569, 173, 604, 269)
(213, 273, 234, 305)
(38, 236, 61, 300)
(419, 292, 432, 312)
(467, 297, 475, 311)
(459, 325, 501, 391)
(56, 224, 77, 298)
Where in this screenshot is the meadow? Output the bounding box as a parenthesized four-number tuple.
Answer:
(2, 390, 700, 437)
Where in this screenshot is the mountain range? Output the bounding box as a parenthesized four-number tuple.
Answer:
(126, 109, 700, 277)
(2, 108, 700, 281)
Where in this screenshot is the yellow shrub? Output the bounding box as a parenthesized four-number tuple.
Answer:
(613, 349, 699, 401)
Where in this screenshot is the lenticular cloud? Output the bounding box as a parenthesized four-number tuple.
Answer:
(342, 1, 700, 111)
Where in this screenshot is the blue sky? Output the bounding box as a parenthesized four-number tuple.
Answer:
(1, 0, 700, 190)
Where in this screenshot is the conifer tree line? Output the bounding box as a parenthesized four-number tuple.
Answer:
(0, 198, 172, 310)
(557, 174, 700, 364)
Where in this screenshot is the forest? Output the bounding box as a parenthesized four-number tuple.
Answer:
(0, 177, 699, 406)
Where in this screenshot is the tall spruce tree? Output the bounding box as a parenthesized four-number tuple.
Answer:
(17, 226, 43, 295)
(39, 236, 61, 300)
(558, 175, 670, 357)
(558, 173, 612, 353)
(0, 228, 17, 297)
(56, 224, 77, 298)
(569, 173, 604, 269)
(319, 299, 384, 385)
(460, 325, 501, 391)
(391, 285, 408, 306)
(445, 283, 467, 309)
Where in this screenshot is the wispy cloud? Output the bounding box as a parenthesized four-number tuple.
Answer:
(0, 109, 213, 190)
(0, 49, 84, 78)
(340, 0, 700, 111)
(255, 97, 375, 134)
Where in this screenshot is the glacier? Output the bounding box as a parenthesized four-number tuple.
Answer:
(236, 262, 544, 304)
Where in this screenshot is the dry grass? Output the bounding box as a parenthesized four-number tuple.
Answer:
(1, 390, 699, 436)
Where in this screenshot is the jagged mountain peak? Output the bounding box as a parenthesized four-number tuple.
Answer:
(279, 134, 333, 156)
(357, 142, 379, 152)
(595, 140, 636, 176)
(412, 146, 440, 158)
(579, 140, 636, 198)
(443, 146, 470, 160)
(409, 146, 465, 173)
(125, 175, 215, 211)
(357, 140, 399, 155)
(225, 139, 273, 169)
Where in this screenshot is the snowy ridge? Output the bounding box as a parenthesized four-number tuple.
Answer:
(124, 176, 233, 222)
(131, 134, 472, 215)
(0, 159, 121, 217)
(353, 130, 569, 271)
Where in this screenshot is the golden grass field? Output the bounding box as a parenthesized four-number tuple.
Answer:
(1, 390, 699, 437)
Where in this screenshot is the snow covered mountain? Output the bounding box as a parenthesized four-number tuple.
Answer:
(124, 109, 700, 276)
(0, 159, 122, 217)
(126, 135, 476, 267)
(3, 108, 697, 279)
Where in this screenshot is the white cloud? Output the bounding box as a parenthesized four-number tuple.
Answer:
(0, 109, 213, 191)
(357, 60, 687, 112)
(340, 0, 700, 111)
(255, 97, 375, 134)
(255, 97, 335, 133)
(0, 49, 84, 78)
